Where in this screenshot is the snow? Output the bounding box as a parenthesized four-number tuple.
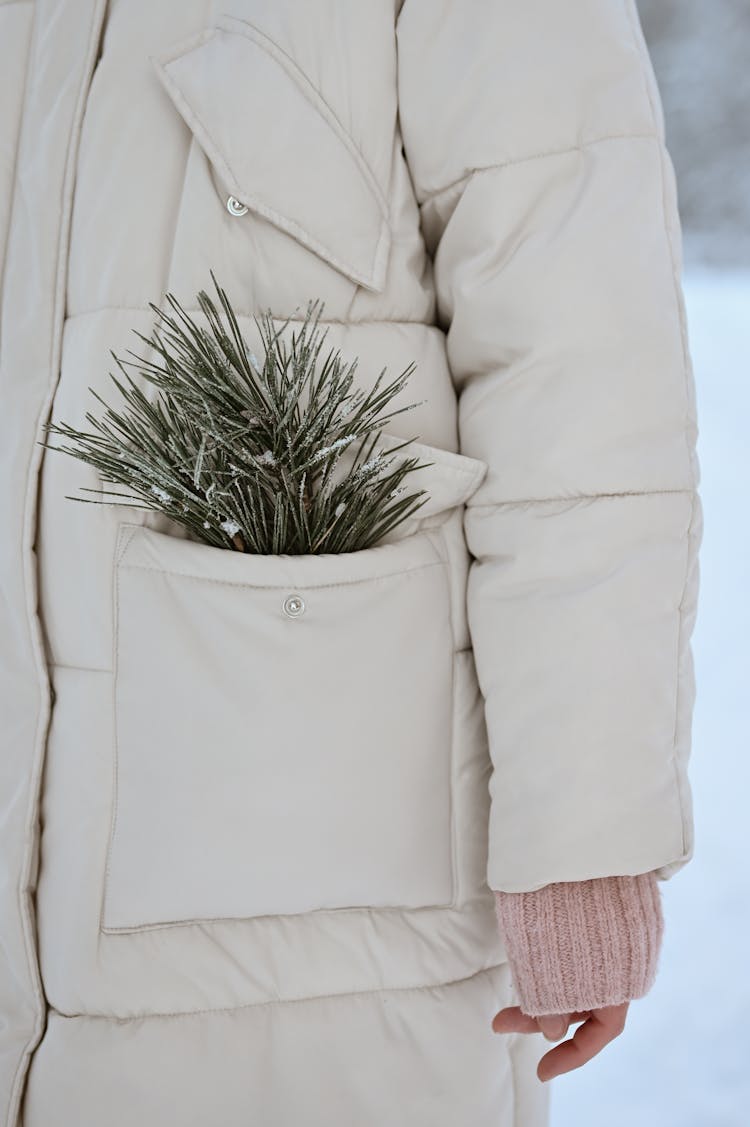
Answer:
(551, 267, 750, 1125)
(355, 452, 383, 476)
(150, 484, 172, 503)
(246, 349, 262, 374)
(310, 434, 359, 462)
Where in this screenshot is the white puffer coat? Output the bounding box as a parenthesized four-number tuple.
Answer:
(0, 1, 702, 1124)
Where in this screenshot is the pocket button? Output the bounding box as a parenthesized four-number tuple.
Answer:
(226, 195, 249, 216)
(283, 593, 305, 618)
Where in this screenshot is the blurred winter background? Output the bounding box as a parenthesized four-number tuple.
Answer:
(551, 3, 749, 1125)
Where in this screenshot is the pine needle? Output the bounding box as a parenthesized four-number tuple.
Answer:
(39, 272, 431, 553)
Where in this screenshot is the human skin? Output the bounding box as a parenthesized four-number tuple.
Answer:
(491, 1001, 631, 1082)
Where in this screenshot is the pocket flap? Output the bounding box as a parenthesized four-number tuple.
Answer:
(116, 432, 487, 564)
(150, 16, 392, 292)
(372, 432, 489, 519)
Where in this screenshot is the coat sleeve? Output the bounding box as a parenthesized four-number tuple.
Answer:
(396, 0, 703, 893)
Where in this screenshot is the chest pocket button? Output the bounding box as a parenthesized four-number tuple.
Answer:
(283, 594, 305, 618)
(226, 195, 249, 216)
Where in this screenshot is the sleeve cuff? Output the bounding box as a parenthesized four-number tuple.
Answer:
(492, 871, 665, 1017)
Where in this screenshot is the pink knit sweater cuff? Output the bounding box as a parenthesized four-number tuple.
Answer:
(492, 872, 664, 1018)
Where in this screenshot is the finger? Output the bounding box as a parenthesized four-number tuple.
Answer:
(537, 1014, 570, 1042)
(491, 1006, 540, 1035)
(491, 1005, 595, 1038)
(536, 1010, 625, 1081)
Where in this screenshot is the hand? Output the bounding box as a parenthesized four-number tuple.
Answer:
(491, 1001, 630, 1082)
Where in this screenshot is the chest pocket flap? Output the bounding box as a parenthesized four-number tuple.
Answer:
(150, 14, 392, 293)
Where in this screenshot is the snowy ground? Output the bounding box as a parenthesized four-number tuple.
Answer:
(551, 267, 750, 1126)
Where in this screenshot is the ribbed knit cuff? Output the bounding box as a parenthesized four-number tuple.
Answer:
(492, 872, 665, 1018)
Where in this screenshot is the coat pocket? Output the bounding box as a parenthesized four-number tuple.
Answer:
(149, 14, 392, 293)
(100, 437, 488, 931)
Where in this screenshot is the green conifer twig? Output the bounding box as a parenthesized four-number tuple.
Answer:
(39, 271, 435, 554)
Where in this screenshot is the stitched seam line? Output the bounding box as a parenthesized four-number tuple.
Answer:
(624, 0, 697, 860)
(5, 1, 42, 1120)
(154, 3, 199, 343)
(217, 14, 389, 217)
(102, 532, 448, 932)
(100, 897, 458, 934)
(153, 26, 387, 288)
(467, 488, 694, 509)
(49, 662, 111, 673)
(155, 62, 379, 285)
(62, 306, 434, 324)
(419, 131, 660, 206)
(447, 580, 459, 908)
(115, 557, 445, 590)
(98, 505, 122, 932)
(49, 961, 507, 1021)
(9, 3, 109, 1124)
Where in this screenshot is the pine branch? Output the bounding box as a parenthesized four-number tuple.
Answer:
(39, 271, 433, 554)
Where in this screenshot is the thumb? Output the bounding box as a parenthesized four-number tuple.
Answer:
(537, 1014, 570, 1042)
